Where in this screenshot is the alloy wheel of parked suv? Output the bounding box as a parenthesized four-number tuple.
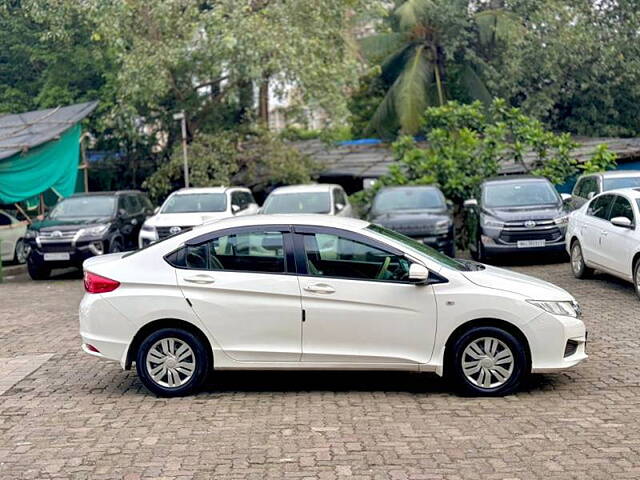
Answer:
(570, 241, 593, 279)
(634, 260, 640, 300)
(136, 328, 211, 397)
(448, 326, 527, 396)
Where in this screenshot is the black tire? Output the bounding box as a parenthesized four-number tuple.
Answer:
(13, 238, 29, 264)
(136, 327, 211, 397)
(633, 259, 640, 301)
(447, 326, 528, 397)
(109, 238, 123, 254)
(27, 257, 50, 280)
(570, 240, 593, 279)
(475, 236, 487, 263)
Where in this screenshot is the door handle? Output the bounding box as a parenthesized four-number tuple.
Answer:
(304, 283, 335, 294)
(601, 230, 608, 236)
(184, 274, 216, 285)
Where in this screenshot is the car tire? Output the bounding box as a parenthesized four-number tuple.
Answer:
(448, 326, 527, 397)
(633, 259, 640, 300)
(136, 327, 211, 397)
(475, 236, 487, 263)
(27, 257, 50, 280)
(570, 241, 593, 279)
(109, 238, 123, 254)
(13, 239, 29, 264)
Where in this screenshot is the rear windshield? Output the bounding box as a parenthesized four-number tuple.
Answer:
(49, 196, 115, 219)
(262, 192, 331, 214)
(603, 177, 640, 191)
(483, 181, 560, 208)
(161, 193, 227, 213)
(373, 188, 445, 212)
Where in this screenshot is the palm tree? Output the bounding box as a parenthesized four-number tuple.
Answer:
(361, 0, 521, 138)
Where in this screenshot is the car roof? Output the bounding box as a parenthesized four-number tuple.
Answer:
(588, 170, 640, 179)
(172, 187, 231, 195)
(601, 187, 640, 199)
(377, 185, 440, 191)
(202, 213, 369, 230)
(70, 190, 142, 197)
(268, 184, 340, 195)
(482, 175, 549, 185)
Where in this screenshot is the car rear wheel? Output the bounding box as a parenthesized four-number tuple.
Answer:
(13, 239, 29, 264)
(570, 241, 593, 279)
(448, 326, 527, 396)
(136, 328, 210, 397)
(633, 260, 640, 300)
(109, 239, 123, 253)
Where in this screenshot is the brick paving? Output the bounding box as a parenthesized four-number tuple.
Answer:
(0, 259, 639, 479)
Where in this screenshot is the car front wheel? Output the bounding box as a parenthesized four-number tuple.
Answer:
(570, 241, 593, 279)
(136, 328, 210, 397)
(27, 257, 50, 280)
(634, 260, 640, 300)
(448, 326, 527, 396)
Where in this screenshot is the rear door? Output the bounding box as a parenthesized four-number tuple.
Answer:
(293, 226, 437, 365)
(0, 212, 15, 260)
(582, 194, 614, 266)
(174, 225, 302, 362)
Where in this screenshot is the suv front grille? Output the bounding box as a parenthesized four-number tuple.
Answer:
(40, 242, 73, 253)
(39, 230, 77, 241)
(156, 226, 192, 240)
(498, 219, 563, 244)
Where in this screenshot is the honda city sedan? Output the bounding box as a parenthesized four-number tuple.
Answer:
(80, 215, 587, 397)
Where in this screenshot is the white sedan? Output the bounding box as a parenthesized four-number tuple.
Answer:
(0, 210, 29, 264)
(567, 187, 640, 299)
(80, 215, 587, 397)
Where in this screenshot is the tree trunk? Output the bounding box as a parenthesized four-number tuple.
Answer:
(258, 74, 270, 128)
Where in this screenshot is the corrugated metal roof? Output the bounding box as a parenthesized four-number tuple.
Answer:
(294, 137, 640, 178)
(0, 101, 98, 161)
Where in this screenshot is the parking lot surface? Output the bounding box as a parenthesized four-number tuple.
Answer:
(1, 259, 639, 479)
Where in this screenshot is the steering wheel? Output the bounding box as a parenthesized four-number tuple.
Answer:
(210, 255, 224, 270)
(376, 256, 391, 280)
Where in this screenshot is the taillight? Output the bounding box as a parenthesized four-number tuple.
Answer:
(84, 271, 120, 294)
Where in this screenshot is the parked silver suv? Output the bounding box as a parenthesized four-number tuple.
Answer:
(570, 170, 640, 210)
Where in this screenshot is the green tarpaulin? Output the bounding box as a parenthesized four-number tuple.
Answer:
(0, 124, 81, 204)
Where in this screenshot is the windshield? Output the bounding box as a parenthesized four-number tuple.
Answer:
(483, 181, 560, 208)
(49, 196, 115, 219)
(161, 193, 227, 213)
(604, 176, 640, 191)
(373, 188, 445, 213)
(263, 192, 331, 214)
(366, 224, 468, 271)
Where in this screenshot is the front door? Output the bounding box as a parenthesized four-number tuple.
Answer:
(175, 226, 302, 362)
(602, 195, 637, 278)
(294, 227, 437, 365)
(582, 194, 614, 267)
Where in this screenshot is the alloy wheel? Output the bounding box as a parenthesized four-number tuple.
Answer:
(145, 337, 196, 388)
(571, 244, 583, 275)
(461, 337, 514, 389)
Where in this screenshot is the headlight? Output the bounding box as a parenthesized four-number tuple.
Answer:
(78, 225, 110, 237)
(25, 229, 37, 239)
(481, 215, 504, 228)
(141, 223, 156, 233)
(554, 215, 569, 225)
(527, 300, 580, 318)
(435, 219, 451, 233)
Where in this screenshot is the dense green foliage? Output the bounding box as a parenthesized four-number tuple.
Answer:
(355, 0, 640, 138)
(351, 100, 617, 215)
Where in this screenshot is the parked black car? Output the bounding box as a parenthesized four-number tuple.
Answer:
(368, 185, 455, 256)
(25, 191, 154, 280)
(465, 176, 571, 261)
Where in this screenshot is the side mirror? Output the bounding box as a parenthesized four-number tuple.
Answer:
(561, 193, 572, 202)
(611, 216, 633, 229)
(153, 206, 160, 215)
(335, 203, 345, 212)
(409, 263, 430, 284)
(587, 191, 595, 200)
(119, 208, 128, 216)
(463, 199, 478, 209)
(231, 204, 241, 213)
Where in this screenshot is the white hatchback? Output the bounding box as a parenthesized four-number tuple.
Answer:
(81, 215, 587, 397)
(566, 187, 640, 299)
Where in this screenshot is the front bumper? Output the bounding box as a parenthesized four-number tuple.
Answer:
(29, 237, 107, 268)
(481, 237, 567, 255)
(523, 311, 587, 373)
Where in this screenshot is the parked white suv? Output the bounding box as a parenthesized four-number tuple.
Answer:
(261, 184, 354, 217)
(81, 215, 586, 397)
(567, 187, 640, 299)
(139, 187, 258, 247)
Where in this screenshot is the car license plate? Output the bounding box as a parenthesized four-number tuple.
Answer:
(517, 240, 545, 248)
(44, 252, 70, 261)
